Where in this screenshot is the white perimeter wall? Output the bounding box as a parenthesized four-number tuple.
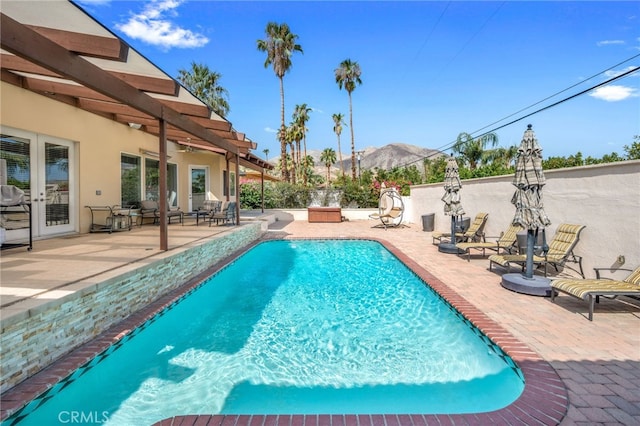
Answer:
(408, 160, 640, 278)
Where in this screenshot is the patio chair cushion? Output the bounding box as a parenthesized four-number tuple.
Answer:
(456, 223, 522, 261)
(432, 212, 488, 244)
(488, 223, 586, 277)
(551, 266, 640, 320)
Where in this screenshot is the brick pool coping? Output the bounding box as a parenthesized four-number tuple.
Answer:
(0, 237, 568, 425)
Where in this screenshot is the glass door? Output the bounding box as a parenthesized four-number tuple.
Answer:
(188, 166, 209, 212)
(38, 135, 75, 236)
(0, 127, 76, 240)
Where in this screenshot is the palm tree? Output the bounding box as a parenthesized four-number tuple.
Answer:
(335, 59, 362, 180)
(262, 148, 269, 161)
(485, 145, 518, 168)
(302, 154, 315, 186)
(332, 113, 347, 177)
(284, 124, 297, 184)
(293, 104, 312, 184)
(177, 62, 230, 117)
(293, 104, 312, 157)
(452, 132, 499, 170)
(320, 148, 337, 185)
(257, 22, 303, 182)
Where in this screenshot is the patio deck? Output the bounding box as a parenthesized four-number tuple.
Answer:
(1, 216, 639, 425)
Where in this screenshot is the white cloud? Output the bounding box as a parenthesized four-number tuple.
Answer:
(596, 40, 625, 47)
(589, 85, 638, 101)
(604, 66, 640, 78)
(115, 0, 208, 49)
(264, 127, 278, 133)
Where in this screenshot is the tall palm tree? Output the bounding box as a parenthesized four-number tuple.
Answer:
(452, 132, 499, 170)
(177, 62, 230, 117)
(320, 148, 337, 185)
(332, 113, 346, 176)
(335, 59, 362, 180)
(288, 122, 304, 182)
(257, 22, 303, 182)
(293, 104, 312, 184)
(262, 148, 269, 161)
(284, 124, 298, 184)
(293, 103, 312, 161)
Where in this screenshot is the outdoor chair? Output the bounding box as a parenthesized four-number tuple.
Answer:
(139, 199, 184, 226)
(193, 200, 221, 225)
(210, 201, 236, 226)
(455, 222, 523, 262)
(369, 187, 404, 229)
(432, 212, 488, 245)
(488, 223, 586, 278)
(551, 266, 640, 321)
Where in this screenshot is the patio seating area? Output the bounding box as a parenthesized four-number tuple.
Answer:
(0, 217, 638, 424)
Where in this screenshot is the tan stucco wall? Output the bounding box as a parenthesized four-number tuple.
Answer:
(1, 82, 233, 233)
(409, 161, 640, 278)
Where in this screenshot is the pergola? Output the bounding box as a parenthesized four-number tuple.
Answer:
(1, 1, 272, 250)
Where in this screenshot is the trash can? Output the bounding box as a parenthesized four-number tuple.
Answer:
(421, 213, 435, 232)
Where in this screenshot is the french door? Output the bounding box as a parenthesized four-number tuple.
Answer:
(188, 165, 209, 212)
(1, 127, 77, 240)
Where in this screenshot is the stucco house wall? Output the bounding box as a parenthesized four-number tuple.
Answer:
(1, 82, 234, 234)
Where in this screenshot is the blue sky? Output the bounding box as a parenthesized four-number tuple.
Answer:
(75, 1, 639, 161)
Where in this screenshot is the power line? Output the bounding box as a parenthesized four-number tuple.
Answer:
(399, 1, 451, 83)
(468, 53, 640, 138)
(398, 61, 640, 168)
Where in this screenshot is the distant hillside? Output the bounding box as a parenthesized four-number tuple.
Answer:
(272, 143, 444, 178)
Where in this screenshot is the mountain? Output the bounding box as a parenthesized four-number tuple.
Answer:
(278, 143, 444, 178)
(345, 143, 443, 171)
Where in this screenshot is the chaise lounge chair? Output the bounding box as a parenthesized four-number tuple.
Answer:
(551, 266, 640, 320)
(432, 212, 488, 245)
(455, 222, 523, 262)
(369, 187, 404, 229)
(488, 223, 586, 278)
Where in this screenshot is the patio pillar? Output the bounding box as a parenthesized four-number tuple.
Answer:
(235, 152, 240, 225)
(158, 118, 168, 251)
(261, 170, 265, 213)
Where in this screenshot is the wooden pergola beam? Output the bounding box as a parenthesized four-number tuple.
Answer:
(1, 13, 239, 154)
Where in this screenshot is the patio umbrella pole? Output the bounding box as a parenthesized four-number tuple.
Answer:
(438, 156, 464, 254)
(501, 125, 552, 296)
(525, 229, 535, 279)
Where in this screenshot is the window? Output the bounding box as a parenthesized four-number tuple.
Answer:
(121, 154, 141, 207)
(143, 158, 178, 205)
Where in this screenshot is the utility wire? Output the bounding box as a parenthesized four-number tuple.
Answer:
(398, 63, 640, 168)
(399, 1, 451, 83)
(467, 53, 640, 138)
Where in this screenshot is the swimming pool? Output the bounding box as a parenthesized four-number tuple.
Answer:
(3, 239, 525, 425)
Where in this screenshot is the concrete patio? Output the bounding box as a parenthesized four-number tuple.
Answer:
(1, 216, 639, 424)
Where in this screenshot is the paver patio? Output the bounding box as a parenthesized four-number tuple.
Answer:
(1, 217, 638, 425)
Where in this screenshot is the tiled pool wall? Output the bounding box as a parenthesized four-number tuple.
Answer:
(0, 222, 263, 395)
(1, 235, 569, 425)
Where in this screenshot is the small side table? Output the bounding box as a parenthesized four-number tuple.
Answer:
(192, 210, 209, 226)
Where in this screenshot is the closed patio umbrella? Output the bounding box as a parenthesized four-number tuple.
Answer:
(439, 155, 465, 253)
(511, 124, 551, 278)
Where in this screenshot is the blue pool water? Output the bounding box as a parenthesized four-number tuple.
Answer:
(5, 239, 524, 425)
